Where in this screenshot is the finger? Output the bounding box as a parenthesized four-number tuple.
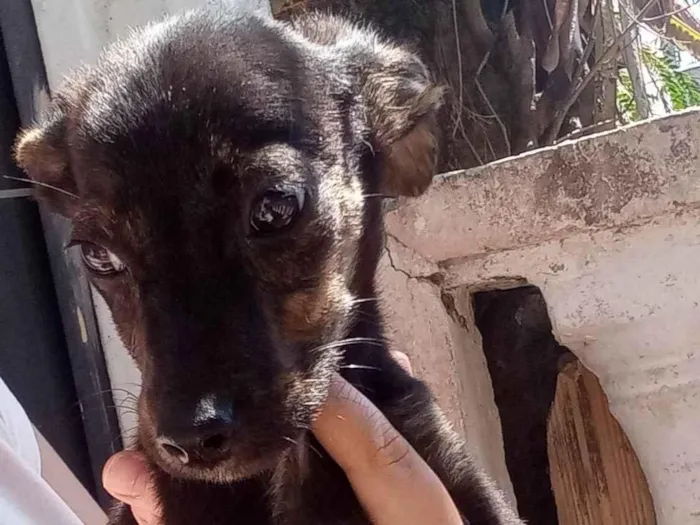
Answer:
(390, 350, 413, 376)
(102, 451, 162, 524)
(313, 374, 462, 525)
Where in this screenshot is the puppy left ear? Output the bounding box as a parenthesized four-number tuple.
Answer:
(363, 50, 444, 197)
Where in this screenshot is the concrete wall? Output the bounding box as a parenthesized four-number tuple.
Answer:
(30, 2, 700, 521)
(380, 109, 700, 524)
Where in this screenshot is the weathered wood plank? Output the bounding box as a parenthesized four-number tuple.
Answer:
(547, 359, 656, 525)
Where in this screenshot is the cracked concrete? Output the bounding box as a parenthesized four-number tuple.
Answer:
(379, 110, 700, 524)
(377, 253, 517, 506)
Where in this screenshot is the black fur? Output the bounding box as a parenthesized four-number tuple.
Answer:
(16, 7, 523, 525)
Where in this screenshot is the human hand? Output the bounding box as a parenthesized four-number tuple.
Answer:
(103, 450, 161, 525)
(102, 352, 462, 525)
(312, 352, 462, 525)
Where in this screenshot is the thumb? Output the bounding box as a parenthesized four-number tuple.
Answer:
(103, 451, 162, 524)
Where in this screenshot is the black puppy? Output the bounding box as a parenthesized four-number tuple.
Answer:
(15, 6, 523, 524)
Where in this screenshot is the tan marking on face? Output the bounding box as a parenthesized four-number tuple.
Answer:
(281, 272, 355, 342)
(282, 287, 329, 341)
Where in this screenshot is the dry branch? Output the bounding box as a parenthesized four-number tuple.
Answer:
(545, 0, 659, 144)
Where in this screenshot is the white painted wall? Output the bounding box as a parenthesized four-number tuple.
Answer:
(382, 110, 700, 524)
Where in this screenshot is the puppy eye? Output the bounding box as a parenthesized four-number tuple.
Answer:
(79, 243, 126, 275)
(250, 187, 305, 234)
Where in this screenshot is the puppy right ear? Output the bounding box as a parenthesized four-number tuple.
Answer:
(290, 14, 443, 198)
(361, 52, 443, 198)
(14, 103, 78, 217)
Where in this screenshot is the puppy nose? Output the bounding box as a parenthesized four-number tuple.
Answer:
(156, 397, 236, 465)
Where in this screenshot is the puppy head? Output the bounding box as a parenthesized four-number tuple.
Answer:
(15, 9, 441, 482)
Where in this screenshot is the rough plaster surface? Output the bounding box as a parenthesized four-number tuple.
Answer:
(385, 109, 700, 264)
(381, 110, 700, 524)
(379, 244, 517, 504)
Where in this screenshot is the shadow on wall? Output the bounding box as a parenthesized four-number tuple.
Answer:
(473, 286, 656, 525)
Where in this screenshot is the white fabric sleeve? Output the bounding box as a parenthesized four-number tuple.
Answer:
(0, 377, 94, 525)
(0, 378, 41, 473)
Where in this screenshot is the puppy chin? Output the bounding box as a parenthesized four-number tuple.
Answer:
(153, 443, 293, 484)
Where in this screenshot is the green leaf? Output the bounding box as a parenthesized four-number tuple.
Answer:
(641, 45, 700, 112)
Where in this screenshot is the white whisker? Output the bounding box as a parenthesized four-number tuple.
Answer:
(282, 436, 299, 446)
(350, 297, 378, 305)
(3, 175, 79, 199)
(309, 337, 384, 355)
(361, 193, 391, 200)
(340, 364, 382, 371)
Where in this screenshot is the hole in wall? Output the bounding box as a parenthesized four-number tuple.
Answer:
(474, 286, 566, 524)
(472, 285, 656, 525)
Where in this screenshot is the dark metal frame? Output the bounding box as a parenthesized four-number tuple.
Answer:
(0, 0, 122, 508)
